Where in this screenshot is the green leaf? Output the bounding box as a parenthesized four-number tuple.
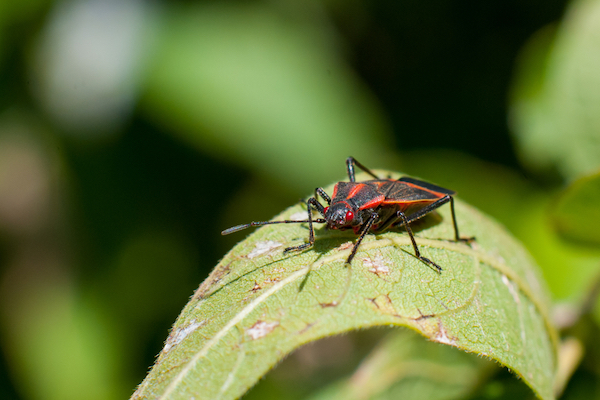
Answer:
(306, 329, 494, 400)
(551, 170, 600, 246)
(509, 0, 600, 179)
(132, 172, 557, 400)
(399, 150, 600, 300)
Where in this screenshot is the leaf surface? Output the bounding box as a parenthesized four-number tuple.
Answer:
(307, 329, 493, 400)
(132, 172, 557, 400)
(551, 170, 600, 246)
(509, 0, 600, 179)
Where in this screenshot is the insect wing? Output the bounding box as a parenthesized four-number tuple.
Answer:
(378, 180, 444, 216)
(397, 177, 456, 196)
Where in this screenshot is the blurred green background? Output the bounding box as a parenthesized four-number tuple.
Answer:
(1, 0, 600, 399)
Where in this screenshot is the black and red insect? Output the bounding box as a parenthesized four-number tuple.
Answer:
(222, 157, 473, 272)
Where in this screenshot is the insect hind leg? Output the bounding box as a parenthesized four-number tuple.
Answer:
(404, 195, 474, 243)
(447, 196, 475, 243)
(346, 157, 380, 182)
(397, 211, 443, 273)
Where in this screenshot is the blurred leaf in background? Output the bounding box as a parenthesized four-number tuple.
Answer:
(141, 2, 395, 193)
(1, 0, 600, 399)
(29, 0, 155, 135)
(508, 0, 600, 300)
(0, 0, 50, 66)
(306, 330, 493, 400)
(0, 113, 126, 400)
(550, 171, 600, 246)
(510, 0, 600, 180)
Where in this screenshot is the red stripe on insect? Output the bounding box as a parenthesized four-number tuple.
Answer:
(359, 195, 386, 210)
(347, 184, 365, 198)
(382, 199, 437, 205)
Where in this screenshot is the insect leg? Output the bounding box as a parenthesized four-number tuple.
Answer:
(404, 195, 473, 243)
(397, 210, 443, 273)
(404, 195, 451, 224)
(346, 157, 380, 182)
(448, 196, 474, 243)
(314, 187, 331, 205)
(346, 212, 378, 264)
(284, 197, 326, 254)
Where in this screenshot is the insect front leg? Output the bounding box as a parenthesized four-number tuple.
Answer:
(284, 197, 326, 254)
(346, 157, 380, 182)
(346, 212, 378, 264)
(397, 210, 443, 273)
(315, 187, 331, 205)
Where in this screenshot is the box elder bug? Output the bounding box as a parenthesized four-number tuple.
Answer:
(222, 157, 473, 273)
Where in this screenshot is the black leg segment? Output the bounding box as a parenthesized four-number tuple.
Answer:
(346, 211, 379, 264)
(346, 157, 380, 182)
(403, 195, 473, 243)
(315, 187, 331, 205)
(284, 197, 327, 254)
(397, 210, 443, 273)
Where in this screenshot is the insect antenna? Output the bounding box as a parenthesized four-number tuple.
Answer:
(221, 218, 326, 235)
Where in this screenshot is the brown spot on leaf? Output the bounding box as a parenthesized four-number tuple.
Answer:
(414, 308, 435, 321)
(250, 281, 261, 293)
(298, 322, 317, 334)
(194, 261, 233, 299)
(368, 294, 397, 315)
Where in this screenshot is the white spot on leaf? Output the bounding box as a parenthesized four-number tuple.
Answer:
(246, 321, 278, 340)
(362, 253, 390, 276)
(434, 321, 457, 346)
(163, 319, 203, 352)
(247, 240, 282, 259)
(502, 274, 520, 304)
(336, 242, 353, 251)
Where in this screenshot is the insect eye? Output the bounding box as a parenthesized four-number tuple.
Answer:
(345, 210, 354, 222)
